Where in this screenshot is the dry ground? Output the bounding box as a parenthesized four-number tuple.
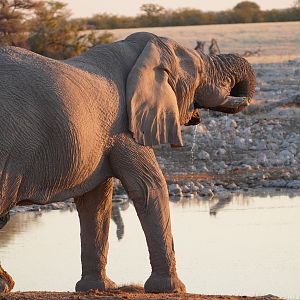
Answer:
(0, 285, 282, 300)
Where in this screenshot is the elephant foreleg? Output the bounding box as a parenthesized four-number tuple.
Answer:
(74, 178, 117, 292)
(110, 135, 186, 293)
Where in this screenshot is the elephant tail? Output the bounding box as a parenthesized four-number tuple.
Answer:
(0, 213, 10, 230)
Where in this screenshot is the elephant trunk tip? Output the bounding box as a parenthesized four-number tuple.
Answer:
(230, 78, 256, 99)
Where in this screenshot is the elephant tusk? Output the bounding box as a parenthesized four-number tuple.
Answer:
(196, 96, 252, 114)
(212, 96, 251, 114)
(224, 96, 251, 106)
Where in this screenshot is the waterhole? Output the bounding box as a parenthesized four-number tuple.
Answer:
(0, 194, 299, 299)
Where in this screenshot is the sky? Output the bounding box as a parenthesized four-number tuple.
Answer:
(63, 0, 296, 18)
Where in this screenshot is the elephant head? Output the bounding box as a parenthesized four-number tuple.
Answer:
(125, 34, 255, 147)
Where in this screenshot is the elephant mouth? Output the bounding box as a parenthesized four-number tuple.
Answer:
(184, 109, 201, 126)
(194, 96, 251, 114)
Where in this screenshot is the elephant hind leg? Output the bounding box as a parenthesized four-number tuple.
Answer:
(0, 172, 22, 217)
(0, 264, 14, 293)
(74, 178, 117, 292)
(0, 213, 10, 230)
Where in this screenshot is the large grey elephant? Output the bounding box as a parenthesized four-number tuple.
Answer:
(0, 32, 255, 294)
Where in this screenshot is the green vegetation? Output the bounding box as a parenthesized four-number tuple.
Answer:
(0, 0, 114, 58)
(0, 0, 41, 47)
(79, 1, 300, 29)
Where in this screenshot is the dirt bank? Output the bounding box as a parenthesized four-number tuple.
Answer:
(0, 285, 282, 300)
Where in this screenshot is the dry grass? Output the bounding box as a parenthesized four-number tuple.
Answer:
(98, 21, 300, 64)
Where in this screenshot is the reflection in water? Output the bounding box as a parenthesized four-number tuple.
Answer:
(0, 212, 43, 250)
(0, 192, 300, 298)
(111, 200, 129, 240)
(0, 199, 130, 249)
(209, 196, 233, 216)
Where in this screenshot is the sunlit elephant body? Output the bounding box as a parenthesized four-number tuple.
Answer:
(0, 32, 255, 293)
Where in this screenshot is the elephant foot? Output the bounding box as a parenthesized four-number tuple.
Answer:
(75, 275, 117, 292)
(144, 272, 186, 293)
(0, 266, 15, 293)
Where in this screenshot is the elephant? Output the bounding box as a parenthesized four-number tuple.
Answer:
(0, 31, 255, 294)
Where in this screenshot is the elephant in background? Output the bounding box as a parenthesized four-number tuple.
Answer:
(0, 32, 255, 293)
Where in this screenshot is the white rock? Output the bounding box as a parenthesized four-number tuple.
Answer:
(189, 185, 198, 192)
(168, 184, 182, 196)
(198, 188, 214, 197)
(201, 166, 209, 172)
(225, 119, 238, 129)
(281, 141, 290, 148)
(279, 150, 294, 164)
(286, 180, 300, 189)
(267, 143, 279, 151)
(226, 183, 238, 190)
(183, 193, 195, 198)
(288, 143, 298, 155)
(198, 150, 210, 160)
(243, 127, 252, 136)
(196, 124, 209, 133)
(256, 140, 267, 150)
(208, 120, 217, 128)
(196, 183, 205, 189)
(212, 185, 225, 193)
(241, 164, 252, 170)
(263, 180, 287, 188)
(215, 148, 226, 155)
(258, 153, 268, 166)
(182, 185, 191, 193)
(218, 161, 228, 169)
(235, 137, 247, 150)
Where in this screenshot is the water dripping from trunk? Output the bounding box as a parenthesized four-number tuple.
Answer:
(190, 124, 199, 171)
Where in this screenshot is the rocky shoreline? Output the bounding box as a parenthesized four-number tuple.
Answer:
(156, 56, 300, 194)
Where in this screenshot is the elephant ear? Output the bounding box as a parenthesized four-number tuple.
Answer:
(126, 40, 182, 147)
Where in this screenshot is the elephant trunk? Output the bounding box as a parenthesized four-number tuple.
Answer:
(195, 53, 256, 113)
(219, 54, 256, 98)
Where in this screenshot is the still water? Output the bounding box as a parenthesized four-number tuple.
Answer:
(0, 193, 300, 299)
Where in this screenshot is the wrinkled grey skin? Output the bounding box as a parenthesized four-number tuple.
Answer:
(0, 32, 255, 294)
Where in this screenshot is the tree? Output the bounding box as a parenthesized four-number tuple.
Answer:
(169, 8, 206, 26)
(0, 0, 41, 46)
(28, 1, 114, 59)
(233, 1, 262, 23)
(140, 3, 165, 16)
(293, 0, 300, 8)
(139, 3, 165, 26)
(86, 13, 135, 29)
